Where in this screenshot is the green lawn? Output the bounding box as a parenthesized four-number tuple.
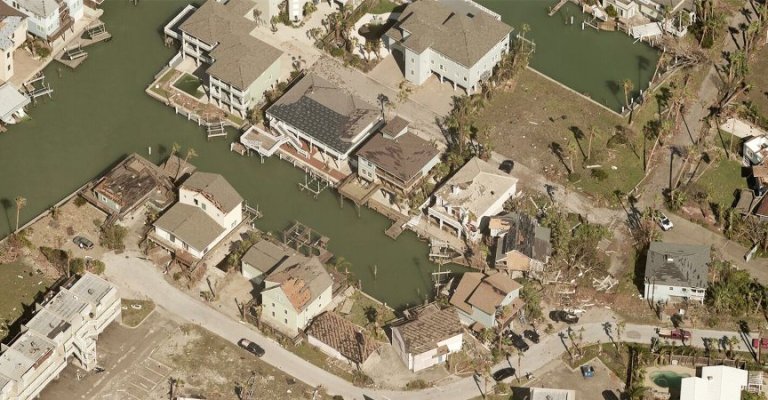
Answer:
(696, 158, 744, 208)
(368, 0, 400, 14)
(345, 290, 396, 328)
(0, 262, 53, 341)
(120, 299, 155, 328)
(173, 73, 204, 99)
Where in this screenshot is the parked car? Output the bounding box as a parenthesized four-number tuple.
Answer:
(555, 310, 580, 324)
(238, 339, 265, 357)
(507, 332, 529, 352)
(492, 367, 516, 382)
(656, 211, 674, 231)
(657, 328, 691, 341)
(73, 236, 94, 250)
(581, 364, 595, 378)
(499, 159, 515, 174)
(523, 329, 540, 344)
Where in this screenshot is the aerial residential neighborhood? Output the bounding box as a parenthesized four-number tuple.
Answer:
(0, 0, 768, 399)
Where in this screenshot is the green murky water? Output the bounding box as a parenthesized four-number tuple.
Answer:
(476, 0, 660, 112)
(0, 0, 465, 309)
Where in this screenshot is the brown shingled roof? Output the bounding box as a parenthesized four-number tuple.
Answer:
(306, 312, 380, 364)
(266, 256, 333, 312)
(392, 304, 462, 354)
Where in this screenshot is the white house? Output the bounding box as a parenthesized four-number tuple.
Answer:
(744, 135, 768, 165)
(383, 0, 512, 92)
(530, 387, 576, 400)
(391, 304, 463, 372)
(427, 157, 517, 241)
(260, 255, 333, 337)
(601, 0, 696, 36)
(266, 73, 382, 162)
(0, 3, 26, 82)
(3, 0, 84, 43)
(449, 272, 523, 330)
(0, 273, 120, 400)
(356, 116, 441, 195)
(0, 82, 29, 124)
(680, 366, 748, 400)
(152, 171, 243, 259)
(164, 0, 283, 118)
(644, 242, 710, 304)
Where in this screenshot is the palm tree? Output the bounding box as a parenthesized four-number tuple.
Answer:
(566, 140, 577, 173)
(14, 196, 26, 233)
(622, 79, 634, 109)
(176, 147, 198, 180)
(587, 126, 599, 160)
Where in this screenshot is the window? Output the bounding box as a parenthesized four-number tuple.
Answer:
(194, 199, 199, 206)
(6, 65, 9, 71)
(6, 52, 9, 59)
(284, 310, 287, 314)
(271, 303, 275, 308)
(284, 319, 288, 324)
(272, 312, 275, 317)
(201, 203, 206, 210)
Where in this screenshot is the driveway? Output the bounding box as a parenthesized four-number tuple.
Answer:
(102, 251, 754, 400)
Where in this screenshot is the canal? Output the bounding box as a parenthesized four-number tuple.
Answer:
(476, 0, 660, 112)
(0, 0, 464, 309)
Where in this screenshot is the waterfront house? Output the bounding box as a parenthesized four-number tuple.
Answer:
(600, 0, 696, 36)
(390, 303, 463, 372)
(0, 3, 26, 82)
(530, 387, 576, 400)
(0, 273, 120, 400)
(383, 0, 512, 93)
(427, 157, 517, 241)
(0, 82, 29, 124)
(90, 153, 174, 219)
(449, 271, 523, 330)
(151, 171, 243, 260)
(306, 311, 380, 369)
(266, 73, 382, 163)
(643, 242, 709, 304)
(3, 0, 84, 43)
(680, 366, 748, 400)
(355, 116, 441, 196)
(744, 135, 768, 166)
(261, 255, 333, 337)
(492, 213, 552, 277)
(241, 239, 294, 284)
(165, 0, 283, 118)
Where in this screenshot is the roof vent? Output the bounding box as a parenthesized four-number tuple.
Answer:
(87, 288, 94, 295)
(666, 257, 674, 263)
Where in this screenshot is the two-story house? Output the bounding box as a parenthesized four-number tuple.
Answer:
(384, 0, 512, 93)
(644, 242, 710, 304)
(601, 0, 696, 36)
(165, 0, 283, 118)
(427, 157, 517, 241)
(260, 255, 333, 337)
(151, 171, 243, 260)
(356, 116, 441, 197)
(3, 0, 84, 43)
(0, 3, 26, 82)
(449, 272, 524, 330)
(266, 73, 382, 163)
(492, 213, 552, 278)
(0, 273, 120, 400)
(390, 304, 463, 372)
(241, 239, 294, 284)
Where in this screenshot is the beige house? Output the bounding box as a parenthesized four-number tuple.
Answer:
(164, 0, 283, 117)
(384, 0, 512, 92)
(151, 172, 243, 260)
(0, 274, 120, 400)
(449, 272, 523, 330)
(0, 3, 26, 82)
(261, 255, 333, 336)
(306, 311, 380, 368)
(427, 157, 517, 241)
(390, 304, 463, 372)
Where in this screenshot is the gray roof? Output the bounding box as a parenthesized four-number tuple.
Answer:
(267, 74, 381, 155)
(495, 213, 551, 263)
(241, 239, 292, 274)
(182, 172, 243, 213)
(154, 203, 225, 251)
(645, 242, 710, 288)
(385, 0, 512, 67)
(0, 15, 23, 51)
(180, 0, 282, 90)
(11, 0, 58, 18)
(0, 82, 29, 120)
(356, 131, 440, 187)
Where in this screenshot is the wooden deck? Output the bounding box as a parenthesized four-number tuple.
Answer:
(384, 216, 409, 240)
(548, 0, 568, 16)
(54, 20, 112, 69)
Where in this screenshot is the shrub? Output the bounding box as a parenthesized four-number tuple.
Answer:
(494, 382, 510, 394)
(330, 47, 345, 58)
(69, 258, 86, 275)
(73, 196, 87, 207)
(173, 271, 183, 281)
(99, 224, 128, 250)
(89, 259, 106, 275)
(591, 168, 608, 181)
(567, 172, 581, 183)
(605, 4, 617, 17)
(406, 379, 430, 390)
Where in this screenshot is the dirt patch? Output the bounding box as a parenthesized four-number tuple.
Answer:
(24, 199, 107, 260)
(0, 261, 52, 341)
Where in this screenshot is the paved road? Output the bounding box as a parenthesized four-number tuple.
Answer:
(103, 252, 755, 400)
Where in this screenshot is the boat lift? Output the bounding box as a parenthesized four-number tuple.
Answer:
(206, 120, 226, 140)
(64, 45, 87, 61)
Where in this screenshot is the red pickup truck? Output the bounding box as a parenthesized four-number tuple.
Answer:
(658, 328, 692, 340)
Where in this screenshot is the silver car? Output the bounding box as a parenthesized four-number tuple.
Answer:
(657, 212, 674, 231)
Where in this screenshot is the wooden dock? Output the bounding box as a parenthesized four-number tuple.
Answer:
(54, 20, 112, 69)
(384, 216, 409, 240)
(548, 0, 568, 16)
